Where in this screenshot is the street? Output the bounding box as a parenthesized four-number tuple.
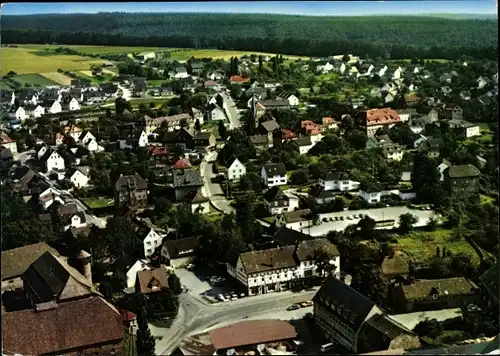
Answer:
(303, 206, 438, 237)
(200, 150, 235, 214)
(152, 289, 317, 355)
(221, 92, 242, 130)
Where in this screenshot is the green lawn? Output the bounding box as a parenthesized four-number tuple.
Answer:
(10, 74, 58, 86)
(128, 97, 172, 108)
(392, 229, 480, 266)
(82, 196, 114, 209)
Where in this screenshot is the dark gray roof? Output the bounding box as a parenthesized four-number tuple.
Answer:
(273, 227, 314, 246)
(260, 120, 281, 132)
(115, 174, 147, 191)
(446, 164, 481, 178)
(293, 136, 312, 147)
(323, 171, 349, 181)
(1, 243, 59, 281)
(281, 209, 312, 223)
(263, 163, 286, 177)
(479, 261, 499, 304)
(249, 135, 269, 145)
(172, 169, 202, 188)
(163, 237, 200, 259)
(259, 99, 290, 107)
(313, 275, 376, 333)
(263, 186, 288, 203)
(176, 67, 188, 73)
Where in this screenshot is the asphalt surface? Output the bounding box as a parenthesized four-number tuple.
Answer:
(200, 151, 235, 214)
(220, 92, 242, 130)
(303, 206, 438, 237)
(152, 289, 318, 355)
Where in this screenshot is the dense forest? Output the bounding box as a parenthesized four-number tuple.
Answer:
(2, 13, 498, 59)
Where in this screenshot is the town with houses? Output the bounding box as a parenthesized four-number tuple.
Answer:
(1, 7, 500, 356)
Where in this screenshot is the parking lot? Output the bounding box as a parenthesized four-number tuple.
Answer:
(302, 206, 437, 237)
(174, 267, 245, 303)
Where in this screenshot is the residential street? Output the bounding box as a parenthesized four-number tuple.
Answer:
(200, 150, 235, 214)
(152, 289, 317, 355)
(220, 92, 242, 130)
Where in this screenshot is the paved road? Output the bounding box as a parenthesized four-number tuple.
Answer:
(200, 151, 235, 214)
(303, 207, 438, 237)
(221, 92, 241, 130)
(117, 84, 132, 101)
(152, 289, 317, 355)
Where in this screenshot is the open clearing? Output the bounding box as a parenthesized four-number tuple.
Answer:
(1, 47, 108, 75)
(40, 72, 73, 85)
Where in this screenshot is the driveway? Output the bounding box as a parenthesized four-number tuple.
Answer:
(303, 206, 438, 237)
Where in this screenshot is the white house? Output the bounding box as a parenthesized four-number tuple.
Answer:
(78, 130, 95, 145)
(292, 136, 315, 154)
(0, 133, 18, 155)
(226, 156, 246, 182)
(317, 62, 334, 73)
(226, 238, 340, 296)
(126, 259, 153, 289)
(47, 100, 62, 114)
(69, 166, 90, 188)
(68, 97, 80, 111)
(261, 163, 287, 187)
(392, 66, 403, 79)
(277, 92, 299, 107)
(398, 190, 417, 201)
(339, 63, 347, 75)
(264, 187, 293, 215)
(319, 172, 360, 192)
(118, 127, 149, 149)
(275, 209, 313, 232)
(477, 76, 488, 89)
(64, 212, 87, 231)
(383, 147, 404, 161)
(139, 227, 164, 258)
(64, 125, 84, 142)
(24, 104, 45, 119)
(359, 188, 384, 203)
(37, 145, 49, 159)
(40, 150, 65, 173)
(208, 106, 227, 121)
(39, 193, 65, 210)
(9, 107, 28, 121)
(378, 65, 388, 77)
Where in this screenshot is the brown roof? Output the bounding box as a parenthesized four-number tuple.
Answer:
(137, 267, 170, 294)
(401, 277, 480, 302)
(230, 75, 250, 83)
(240, 246, 297, 274)
(177, 332, 217, 355)
(446, 164, 481, 178)
(2, 296, 124, 355)
(381, 254, 409, 277)
(364, 108, 401, 126)
(281, 209, 312, 223)
(0, 132, 15, 144)
(295, 238, 340, 261)
(1, 242, 59, 280)
(163, 237, 200, 260)
(208, 319, 297, 350)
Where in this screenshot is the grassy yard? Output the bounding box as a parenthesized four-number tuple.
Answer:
(128, 97, 172, 108)
(391, 229, 480, 266)
(82, 196, 114, 209)
(1, 47, 107, 75)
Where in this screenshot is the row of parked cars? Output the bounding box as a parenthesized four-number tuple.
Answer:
(286, 300, 313, 311)
(321, 213, 369, 223)
(217, 292, 246, 302)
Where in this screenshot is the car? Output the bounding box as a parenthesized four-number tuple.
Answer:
(426, 206, 431, 210)
(304, 312, 313, 319)
(339, 216, 344, 221)
(239, 293, 246, 298)
(216, 294, 226, 302)
(352, 214, 358, 219)
(329, 217, 334, 222)
(301, 300, 313, 307)
(186, 264, 195, 270)
(287, 304, 301, 311)
(347, 216, 352, 220)
(224, 293, 231, 300)
(322, 217, 329, 222)
(230, 293, 238, 299)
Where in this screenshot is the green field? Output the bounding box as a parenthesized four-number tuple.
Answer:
(391, 229, 480, 265)
(8, 74, 58, 86)
(169, 48, 308, 61)
(1, 47, 108, 75)
(82, 196, 114, 209)
(14, 44, 165, 55)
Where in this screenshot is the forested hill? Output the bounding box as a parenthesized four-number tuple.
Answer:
(2, 13, 498, 59)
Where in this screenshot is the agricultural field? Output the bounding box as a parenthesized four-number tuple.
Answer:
(14, 44, 165, 55)
(391, 229, 481, 266)
(0, 47, 107, 76)
(40, 72, 73, 85)
(8, 74, 58, 86)
(169, 48, 308, 61)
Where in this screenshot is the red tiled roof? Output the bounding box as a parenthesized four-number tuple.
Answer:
(364, 108, 401, 126)
(119, 309, 137, 322)
(149, 145, 168, 156)
(209, 319, 297, 350)
(173, 158, 191, 169)
(301, 120, 324, 134)
(230, 75, 250, 83)
(0, 133, 15, 144)
(2, 296, 124, 355)
(322, 117, 338, 125)
(282, 129, 297, 140)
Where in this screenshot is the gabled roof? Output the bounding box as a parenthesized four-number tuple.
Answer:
(446, 164, 481, 178)
(273, 227, 314, 246)
(281, 209, 312, 223)
(400, 277, 479, 302)
(115, 173, 147, 190)
(263, 186, 288, 202)
(226, 155, 243, 169)
(173, 158, 192, 169)
(163, 237, 200, 260)
(260, 119, 281, 132)
(381, 254, 409, 277)
(479, 261, 499, 304)
(262, 162, 286, 177)
(293, 136, 313, 147)
(184, 189, 209, 204)
(323, 171, 350, 181)
(137, 267, 170, 294)
(2, 296, 124, 356)
(240, 246, 297, 274)
(172, 169, 203, 188)
(1, 242, 59, 281)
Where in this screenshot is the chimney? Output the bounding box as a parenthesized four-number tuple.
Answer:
(71, 250, 93, 285)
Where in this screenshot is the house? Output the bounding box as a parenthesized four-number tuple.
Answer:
(359, 185, 384, 203)
(314, 276, 420, 353)
(226, 156, 246, 182)
(258, 119, 282, 142)
(114, 173, 148, 210)
(143, 113, 193, 134)
(1, 242, 60, 291)
(63, 124, 84, 142)
(0, 132, 18, 155)
(57, 203, 87, 231)
(79, 131, 101, 152)
(396, 109, 417, 122)
(417, 107, 439, 124)
(250, 134, 272, 151)
(319, 172, 360, 192)
(226, 238, 339, 295)
(208, 105, 227, 121)
(418, 137, 444, 158)
(479, 261, 499, 306)
(261, 162, 287, 187)
(381, 254, 409, 284)
(477, 76, 489, 89)
(136, 266, 170, 294)
(135, 220, 165, 258)
(39, 149, 65, 173)
(275, 209, 313, 231)
(173, 319, 299, 356)
(478, 94, 493, 106)
(161, 127, 196, 150)
(9, 106, 28, 121)
(439, 104, 463, 120)
(264, 186, 293, 215)
(360, 108, 401, 137)
(46, 99, 62, 114)
(131, 77, 148, 96)
(193, 132, 216, 149)
(39, 192, 66, 210)
(382, 145, 404, 161)
(68, 166, 90, 188)
(171, 67, 187, 78)
(18, 89, 38, 105)
(161, 237, 200, 268)
(258, 99, 291, 110)
(0, 91, 15, 109)
(378, 65, 388, 77)
(443, 164, 481, 197)
(189, 62, 204, 75)
(292, 136, 315, 154)
(277, 91, 299, 107)
(440, 73, 453, 83)
(184, 188, 210, 214)
(118, 125, 149, 149)
(309, 186, 337, 205)
(83, 90, 106, 105)
(170, 169, 203, 201)
(24, 104, 45, 119)
(229, 75, 250, 84)
(447, 119, 481, 138)
(3, 295, 124, 355)
(99, 83, 119, 97)
(392, 66, 403, 79)
(126, 259, 152, 289)
(460, 90, 472, 101)
(366, 135, 395, 150)
(437, 158, 452, 182)
(392, 277, 480, 313)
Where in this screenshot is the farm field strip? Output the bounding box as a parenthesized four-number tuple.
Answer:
(40, 72, 73, 85)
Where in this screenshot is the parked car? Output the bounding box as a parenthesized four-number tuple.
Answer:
(239, 293, 246, 298)
(339, 216, 344, 221)
(216, 294, 226, 302)
(186, 263, 195, 271)
(322, 217, 329, 222)
(287, 304, 301, 311)
(329, 217, 334, 221)
(300, 300, 313, 307)
(230, 293, 238, 300)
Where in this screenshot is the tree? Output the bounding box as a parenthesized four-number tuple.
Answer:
(413, 318, 443, 340)
(314, 245, 338, 278)
(195, 119, 201, 132)
(230, 84, 242, 98)
(218, 120, 227, 140)
(258, 55, 263, 72)
(342, 54, 351, 63)
(168, 273, 182, 295)
(136, 307, 155, 356)
(411, 152, 443, 204)
(290, 170, 308, 185)
(399, 213, 418, 234)
(358, 216, 377, 240)
(153, 197, 173, 216)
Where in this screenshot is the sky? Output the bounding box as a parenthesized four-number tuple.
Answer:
(1, 1, 498, 16)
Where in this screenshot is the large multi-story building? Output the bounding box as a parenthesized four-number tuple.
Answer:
(443, 164, 481, 198)
(359, 108, 401, 137)
(114, 173, 148, 210)
(226, 238, 340, 296)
